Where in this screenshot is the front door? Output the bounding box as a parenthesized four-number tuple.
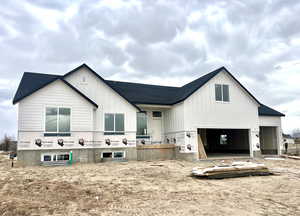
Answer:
(151, 111, 162, 143)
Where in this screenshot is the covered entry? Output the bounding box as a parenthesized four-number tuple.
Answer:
(198, 129, 250, 158)
(259, 126, 278, 155)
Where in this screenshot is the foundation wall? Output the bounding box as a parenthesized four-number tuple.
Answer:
(18, 147, 137, 166)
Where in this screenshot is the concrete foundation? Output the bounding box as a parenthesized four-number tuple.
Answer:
(174, 147, 198, 161)
(137, 145, 175, 161)
(253, 150, 262, 158)
(18, 147, 137, 166)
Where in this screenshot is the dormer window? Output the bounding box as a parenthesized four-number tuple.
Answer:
(215, 84, 230, 102)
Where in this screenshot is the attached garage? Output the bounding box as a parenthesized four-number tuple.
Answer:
(198, 128, 250, 158)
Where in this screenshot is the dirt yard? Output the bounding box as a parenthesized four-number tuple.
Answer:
(0, 153, 300, 216)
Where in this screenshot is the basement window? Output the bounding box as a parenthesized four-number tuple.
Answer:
(220, 135, 228, 145)
(215, 84, 230, 102)
(43, 155, 52, 161)
(113, 152, 125, 158)
(41, 153, 70, 162)
(102, 152, 113, 158)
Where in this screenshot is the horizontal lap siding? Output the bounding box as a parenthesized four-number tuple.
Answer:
(19, 80, 93, 132)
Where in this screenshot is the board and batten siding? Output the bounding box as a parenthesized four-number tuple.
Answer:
(183, 70, 261, 156)
(164, 102, 184, 133)
(184, 71, 260, 130)
(64, 67, 137, 133)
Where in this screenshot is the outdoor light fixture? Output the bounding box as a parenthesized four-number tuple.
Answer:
(256, 143, 260, 149)
(166, 138, 170, 143)
(173, 138, 176, 144)
(58, 139, 64, 147)
(187, 144, 192, 151)
(186, 132, 191, 138)
(122, 138, 128, 145)
(105, 138, 111, 146)
(35, 139, 42, 147)
(79, 138, 84, 146)
(141, 139, 145, 145)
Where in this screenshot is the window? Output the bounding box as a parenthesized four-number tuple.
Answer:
(152, 111, 162, 118)
(113, 152, 124, 158)
(45, 107, 71, 135)
(220, 135, 228, 145)
(43, 155, 52, 161)
(57, 154, 70, 161)
(101, 151, 125, 159)
(102, 152, 113, 158)
(41, 153, 70, 162)
(215, 84, 230, 102)
(104, 113, 124, 135)
(137, 112, 148, 137)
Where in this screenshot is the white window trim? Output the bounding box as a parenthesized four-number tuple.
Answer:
(44, 106, 72, 133)
(41, 152, 70, 162)
(104, 113, 125, 133)
(101, 151, 126, 159)
(215, 84, 230, 103)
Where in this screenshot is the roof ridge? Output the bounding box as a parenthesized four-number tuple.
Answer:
(106, 79, 180, 89)
(182, 66, 225, 88)
(23, 72, 62, 76)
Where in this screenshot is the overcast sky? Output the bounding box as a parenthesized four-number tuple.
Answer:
(1, 0, 300, 139)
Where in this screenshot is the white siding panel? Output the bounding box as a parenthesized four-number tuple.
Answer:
(164, 103, 184, 133)
(184, 71, 259, 130)
(18, 80, 93, 132)
(64, 67, 137, 132)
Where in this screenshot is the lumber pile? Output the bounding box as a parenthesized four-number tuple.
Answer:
(192, 161, 271, 179)
(281, 155, 300, 160)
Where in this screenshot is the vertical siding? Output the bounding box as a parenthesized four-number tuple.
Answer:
(184, 71, 259, 130)
(64, 67, 137, 132)
(164, 103, 184, 133)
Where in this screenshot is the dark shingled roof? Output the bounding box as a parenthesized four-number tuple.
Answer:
(258, 104, 285, 117)
(13, 72, 98, 108)
(13, 64, 285, 117)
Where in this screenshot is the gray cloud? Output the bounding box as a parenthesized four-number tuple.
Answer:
(0, 0, 300, 137)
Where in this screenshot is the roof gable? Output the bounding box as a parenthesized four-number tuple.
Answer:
(63, 63, 141, 111)
(13, 73, 98, 108)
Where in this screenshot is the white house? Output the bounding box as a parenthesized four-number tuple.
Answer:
(13, 64, 285, 165)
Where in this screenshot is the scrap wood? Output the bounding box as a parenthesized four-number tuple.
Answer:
(192, 161, 271, 179)
(281, 155, 300, 160)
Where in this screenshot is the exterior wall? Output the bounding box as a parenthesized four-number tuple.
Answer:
(64, 67, 137, 134)
(17, 68, 138, 165)
(259, 116, 283, 155)
(183, 70, 261, 157)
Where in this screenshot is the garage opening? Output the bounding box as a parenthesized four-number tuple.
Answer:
(259, 126, 278, 155)
(198, 129, 250, 158)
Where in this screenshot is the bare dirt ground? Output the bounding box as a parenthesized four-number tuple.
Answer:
(0, 153, 300, 216)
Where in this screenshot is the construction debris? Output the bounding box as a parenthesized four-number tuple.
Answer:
(192, 161, 271, 179)
(281, 155, 300, 160)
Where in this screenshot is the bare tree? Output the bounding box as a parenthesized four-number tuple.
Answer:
(0, 134, 14, 152)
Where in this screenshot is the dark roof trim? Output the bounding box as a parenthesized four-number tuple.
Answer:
(59, 79, 98, 108)
(173, 67, 260, 105)
(63, 63, 141, 111)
